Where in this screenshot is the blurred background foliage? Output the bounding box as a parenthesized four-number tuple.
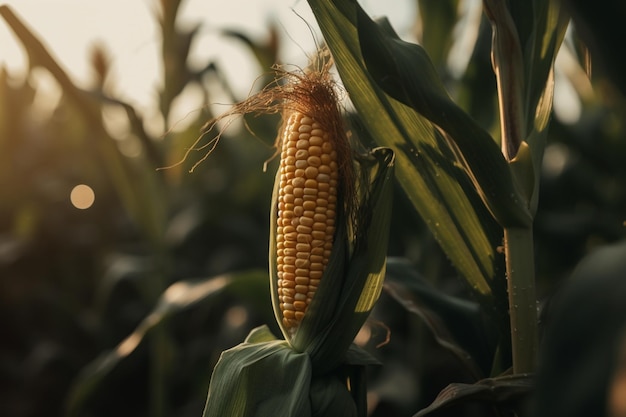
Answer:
(0, 0, 625, 416)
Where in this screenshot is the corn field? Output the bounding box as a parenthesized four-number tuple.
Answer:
(1, 1, 626, 416)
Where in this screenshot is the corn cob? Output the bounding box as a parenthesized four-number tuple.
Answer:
(167, 49, 352, 330)
(276, 111, 340, 330)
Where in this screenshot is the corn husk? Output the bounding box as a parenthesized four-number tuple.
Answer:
(203, 147, 394, 417)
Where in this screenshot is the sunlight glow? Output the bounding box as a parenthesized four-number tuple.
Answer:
(542, 143, 570, 178)
(70, 184, 95, 209)
(1, 0, 415, 135)
(225, 305, 249, 328)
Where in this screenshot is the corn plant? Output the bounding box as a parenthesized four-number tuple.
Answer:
(202, 0, 568, 415)
(201, 51, 396, 416)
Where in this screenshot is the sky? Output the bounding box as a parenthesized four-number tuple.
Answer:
(0, 0, 580, 135)
(0, 0, 417, 132)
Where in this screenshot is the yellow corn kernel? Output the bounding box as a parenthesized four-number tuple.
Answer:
(276, 111, 339, 330)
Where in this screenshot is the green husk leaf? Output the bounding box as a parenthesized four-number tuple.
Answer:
(202, 325, 374, 417)
(269, 146, 393, 367)
(293, 147, 394, 374)
(202, 334, 311, 417)
(344, 343, 381, 367)
(244, 324, 280, 344)
(268, 170, 349, 342)
(309, 374, 358, 417)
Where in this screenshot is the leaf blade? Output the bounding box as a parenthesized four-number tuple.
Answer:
(203, 338, 312, 417)
(307, 0, 502, 301)
(65, 271, 267, 417)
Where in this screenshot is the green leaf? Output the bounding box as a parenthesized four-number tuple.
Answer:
(522, 2, 568, 214)
(418, 0, 459, 68)
(415, 374, 533, 416)
(203, 337, 312, 417)
(203, 325, 363, 417)
(309, 373, 358, 417)
(65, 271, 266, 417)
(307, 0, 502, 301)
(384, 257, 496, 376)
(522, 0, 569, 139)
(534, 241, 626, 417)
(484, 0, 567, 213)
(244, 324, 280, 344)
(355, 8, 530, 228)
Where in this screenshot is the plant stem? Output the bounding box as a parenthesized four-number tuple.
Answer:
(503, 226, 538, 373)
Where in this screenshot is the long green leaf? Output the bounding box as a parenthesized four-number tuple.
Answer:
(415, 374, 533, 416)
(522, 0, 569, 138)
(521, 0, 568, 214)
(307, 0, 501, 301)
(65, 271, 266, 417)
(355, 9, 530, 228)
(385, 257, 496, 377)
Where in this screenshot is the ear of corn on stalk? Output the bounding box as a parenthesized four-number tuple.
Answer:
(262, 54, 357, 339)
(204, 144, 394, 417)
(201, 47, 395, 417)
(204, 143, 394, 417)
